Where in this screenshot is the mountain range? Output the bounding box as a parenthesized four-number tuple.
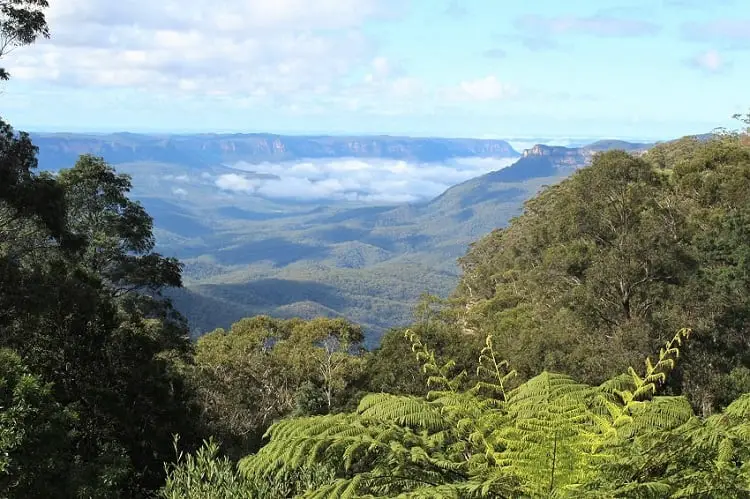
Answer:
(31, 132, 520, 170)
(31, 132, 655, 343)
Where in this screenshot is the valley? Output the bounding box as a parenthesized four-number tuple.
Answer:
(33, 133, 652, 342)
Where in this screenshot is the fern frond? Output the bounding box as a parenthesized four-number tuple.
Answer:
(358, 393, 445, 431)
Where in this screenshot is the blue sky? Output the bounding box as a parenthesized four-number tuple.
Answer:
(2, 0, 748, 139)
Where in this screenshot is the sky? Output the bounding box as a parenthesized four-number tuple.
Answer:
(2, 0, 749, 139)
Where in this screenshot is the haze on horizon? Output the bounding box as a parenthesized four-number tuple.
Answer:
(3, 0, 748, 139)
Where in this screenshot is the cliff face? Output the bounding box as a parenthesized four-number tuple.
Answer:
(30, 133, 520, 170)
(520, 140, 653, 170)
(521, 144, 591, 168)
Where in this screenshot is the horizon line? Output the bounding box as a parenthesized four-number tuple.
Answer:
(23, 127, 670, 143)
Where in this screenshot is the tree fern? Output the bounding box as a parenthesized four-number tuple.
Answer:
(235, 326, 750, 498)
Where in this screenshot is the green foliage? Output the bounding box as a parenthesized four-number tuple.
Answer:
(234, 327, 750, 498)
(363, 295, 486, 397)
(0, 0, 49, 80)
(190, 316, 366, 459)
(454, 136, 750, 413)
(57, 155, 183, 294)
(161, 437, 247, 499)
(0, 349, 75, 498)
(161, 436, 336, 499)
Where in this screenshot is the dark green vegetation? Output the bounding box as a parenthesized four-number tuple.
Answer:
(1, 122, 202, 496)
(5, 4, 750, 497)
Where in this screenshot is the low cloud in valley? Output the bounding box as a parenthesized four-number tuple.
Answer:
(213, 157, 517, 204)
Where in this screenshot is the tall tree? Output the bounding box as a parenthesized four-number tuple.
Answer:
(0, 0, 49, 80)
(57, 154, 183, 300)
(0, 144, 201, 496)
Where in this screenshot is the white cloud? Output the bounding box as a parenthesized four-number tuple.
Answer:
(214, 157, 516, 203)
(6, 0, 399, 102)
(4, 1, 536, 119)
(332, 57, 425, 114)
(172, 187, 188, 197)
(367, 56, 395, 81)
(164, 174, 190, 182)
(214, 173, 263, 193)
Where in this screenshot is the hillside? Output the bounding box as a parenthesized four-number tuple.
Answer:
(449, 132, 750, 405)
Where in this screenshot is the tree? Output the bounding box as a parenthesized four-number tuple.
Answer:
(1, 143, 200, 497)
(0, 349, 76, 499)
(662, 135, 750, 414)
(0, 119, 74, 338)
(363, 295, 485, 398)
(57, 154, 183, 301)
(281, 317, 365, 412)
(0, 118, 69, 242)
(0, 0, 49, 80)
(192, 316, 301, 458)
(191, 316, 366, 460)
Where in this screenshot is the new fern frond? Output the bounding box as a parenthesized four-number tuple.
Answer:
(405, 329, 465, 394)
(625, 328, 692, 404)
(472, 334, 517, 401)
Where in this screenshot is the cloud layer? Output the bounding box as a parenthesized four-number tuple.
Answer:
(213, 157, 517, 204)
(6, 0, 527, 116)
(9, 0, 391, 98)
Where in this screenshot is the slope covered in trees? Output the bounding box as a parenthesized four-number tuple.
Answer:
(452, 130, 750, 415)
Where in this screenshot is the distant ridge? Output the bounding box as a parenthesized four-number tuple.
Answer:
(29, 132, 521, 170)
